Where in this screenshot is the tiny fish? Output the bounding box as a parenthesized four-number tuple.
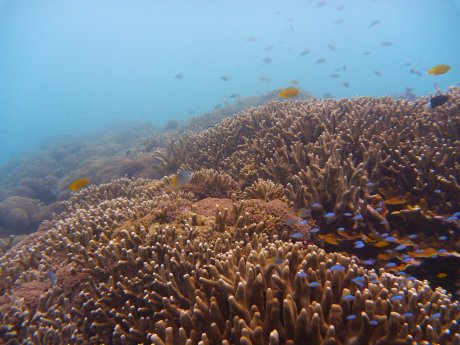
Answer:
(369, 320, 379, 326)
(428, 64, 450, 75)
(295, 208, 310, 217)
(368, 20, 380, 26)
(259, 76, 272, 83)
(430, 95, 449, 108)
(246, 37, 257, 42)
(278, 87, 300, 98)
(346, 315, 356, 320)
(324, 212, 336, 219)
(299, 49, 310, 56)
(352, 214, 362, 220)
(337, 4, 345, 10)
(330, 265, 345, 272)
(290, 232, 304, 239)
(68, 178, 90, 191)
(308, 281, 321, 288)
(342, 294, 355, 301)
(343, 81, 350, 88)
(48, 270, 57, 286)
(315, 58, 326, 64)
(380, 42, 393, 46)
(436, 272, 447, 279)
(310, 227, 320, 233)
(334, 18, 343, 24)
(229, 93, 238, 98)
(329, 74, 340, 78)
(171, 171, 193, 188)
(327, 44, 336, 51)
(265, 46, 273, 51)
(362, 51, 371, 55)
(296, 271, 308, 278)
(317, 1, 326, 8)
(373, 70, 382, 76)
(174, 73, 184, 79)
(284, 218, 299, 225)
(342, 65, 347, 71)
(390, 295, 403, 302)
(221, 76, 230, 81)
(262, 57, 272, 64)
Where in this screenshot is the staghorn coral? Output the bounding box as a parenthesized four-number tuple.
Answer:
(0, 175, 459, 345)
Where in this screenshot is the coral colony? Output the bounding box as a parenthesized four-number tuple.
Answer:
(1, 88, 460, 344)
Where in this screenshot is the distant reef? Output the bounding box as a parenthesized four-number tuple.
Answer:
(0, 88, 460, 344)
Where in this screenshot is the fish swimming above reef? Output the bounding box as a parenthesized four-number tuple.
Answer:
(278, 87, 300, 98)
(171, 171, 193, 188)
(68, 177, 90, 191)
(315, 58, 326, 64)
(430, 94, 449, 108)
(428, 64, 451, 75)
(262, 57, 272, 64)
(299, 49, 310, 56)
(174, 73, 184, 79)
(48, 270, 57, 286)
(368, 20, 380, 26)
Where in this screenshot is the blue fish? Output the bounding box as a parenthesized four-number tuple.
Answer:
(395, 244, 406, 251)
(369, 320, 379, 326)
(346, 314, 356, 320)
(310, 227, 320, 233)
(330, 265, 346, 272)
(390, 295, 403, 302)
(337, 227, 345, 231)
(324, 212, 336, 219)
(48, 271, 57, 286)
(352, 214, 363, 220)
(290, 232, 304, 239)
(299, 220, 308, 225)
(308, 282, 321, 288)
(385, 262, 396, 268)
(342, 294, 355, 301)
(296, 271, 308, 278)
(343, 212, 353, 217)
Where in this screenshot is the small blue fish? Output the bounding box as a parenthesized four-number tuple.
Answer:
(324, 212, 336, 219)
(395, 244, 406, 251)
(337, 227, 345, 231)
(380, 220, 389, 225)
(296, 271, 308, 278)
(311, 202, 322, 208)
(308, 282, 321, 288)
(352, 276, 364, 283)
(346, 314, 356, 320)
(437, 249, 447, 254)
(390, 295, 403, 302)
(330, 265, 346, 272)
(352, 214, 363, 220)
(438, 235, 447, 241)
(430, 313, 441, 320)
(434, 189, 442, 194)
(385, 262, 396, 268)
(446, 216, 458, 221)
(403, 312, 413, 318)
(342, 294, 355, 301)
(385, 236, 396, 242)
(354, 242, 365, 249)
(310, 227, 320, 233)
(452, 212, 460, 217)
(369, 320, 379, 326)
(363, 259, 376, 265)
(299, 220, 308, 225)
(48, 271, 57, 286)
(290, 232, 304, 239)
(407, 234, 418, 239)
(343, 212, 353, 217)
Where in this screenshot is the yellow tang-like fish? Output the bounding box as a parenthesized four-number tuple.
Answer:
(68, 177, 90, 191)
(278, 87, 300, 98)
(171, 171, 193, 188)
(428, 64, 450, 75)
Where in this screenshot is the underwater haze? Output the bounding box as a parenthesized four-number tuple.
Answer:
(0, 0, 459, 163)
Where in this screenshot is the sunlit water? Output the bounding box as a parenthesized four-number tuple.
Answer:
(0, 0, 459, 162)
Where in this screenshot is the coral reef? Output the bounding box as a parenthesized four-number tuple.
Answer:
(1, 176, 459, 344)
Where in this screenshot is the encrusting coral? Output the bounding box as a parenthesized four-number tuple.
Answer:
(1, 175, 460, 345)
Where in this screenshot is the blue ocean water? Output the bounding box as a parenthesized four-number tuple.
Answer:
(0, 0, 459, 163)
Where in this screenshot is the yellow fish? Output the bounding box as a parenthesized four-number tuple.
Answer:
(428, 64, 450, 75)
(436, 272, 447, 279)
(375, 241, 389, 248)
(171, 171, 193, 188)
(278, 87, 300, 98)
(384, 196, 406, 205)
(68, 178, 90, 191)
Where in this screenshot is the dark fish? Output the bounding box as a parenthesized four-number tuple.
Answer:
(343, 82, 350, 88)
(317, 1, 326, 8)
(259, 76, 272, 83)
(334, 18, 344, 24)
(215, 104, 222, 109)
(246, 37, 257, 42)
(221, 76, 230, 81)
(299, 49, 310, 56)
(342, 65, 347, 72)
(404, 62, 411, 66)
(337, 4, 345, 10)
(262, 57, 272, 64)
(174, 73, 184, 79)
(430, 95, 449, 108)
(48, 271, 57, 286)
(188, 109, 196, 114)
(329, 74, 340, 78)
(362, 51, 371, 55)
(323, 92, 334, 98)
(286, 17, 294, 22)
(368, 20, 380, 26)
(229, 93, 238, 98)
(265, 46, 273, 51)
(373, 70, 382, 76)
(327, 44, 336, 51)
(274, 10, 281, 16)
(380, 41, 393, 46)
(316, 58, 326, 64)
